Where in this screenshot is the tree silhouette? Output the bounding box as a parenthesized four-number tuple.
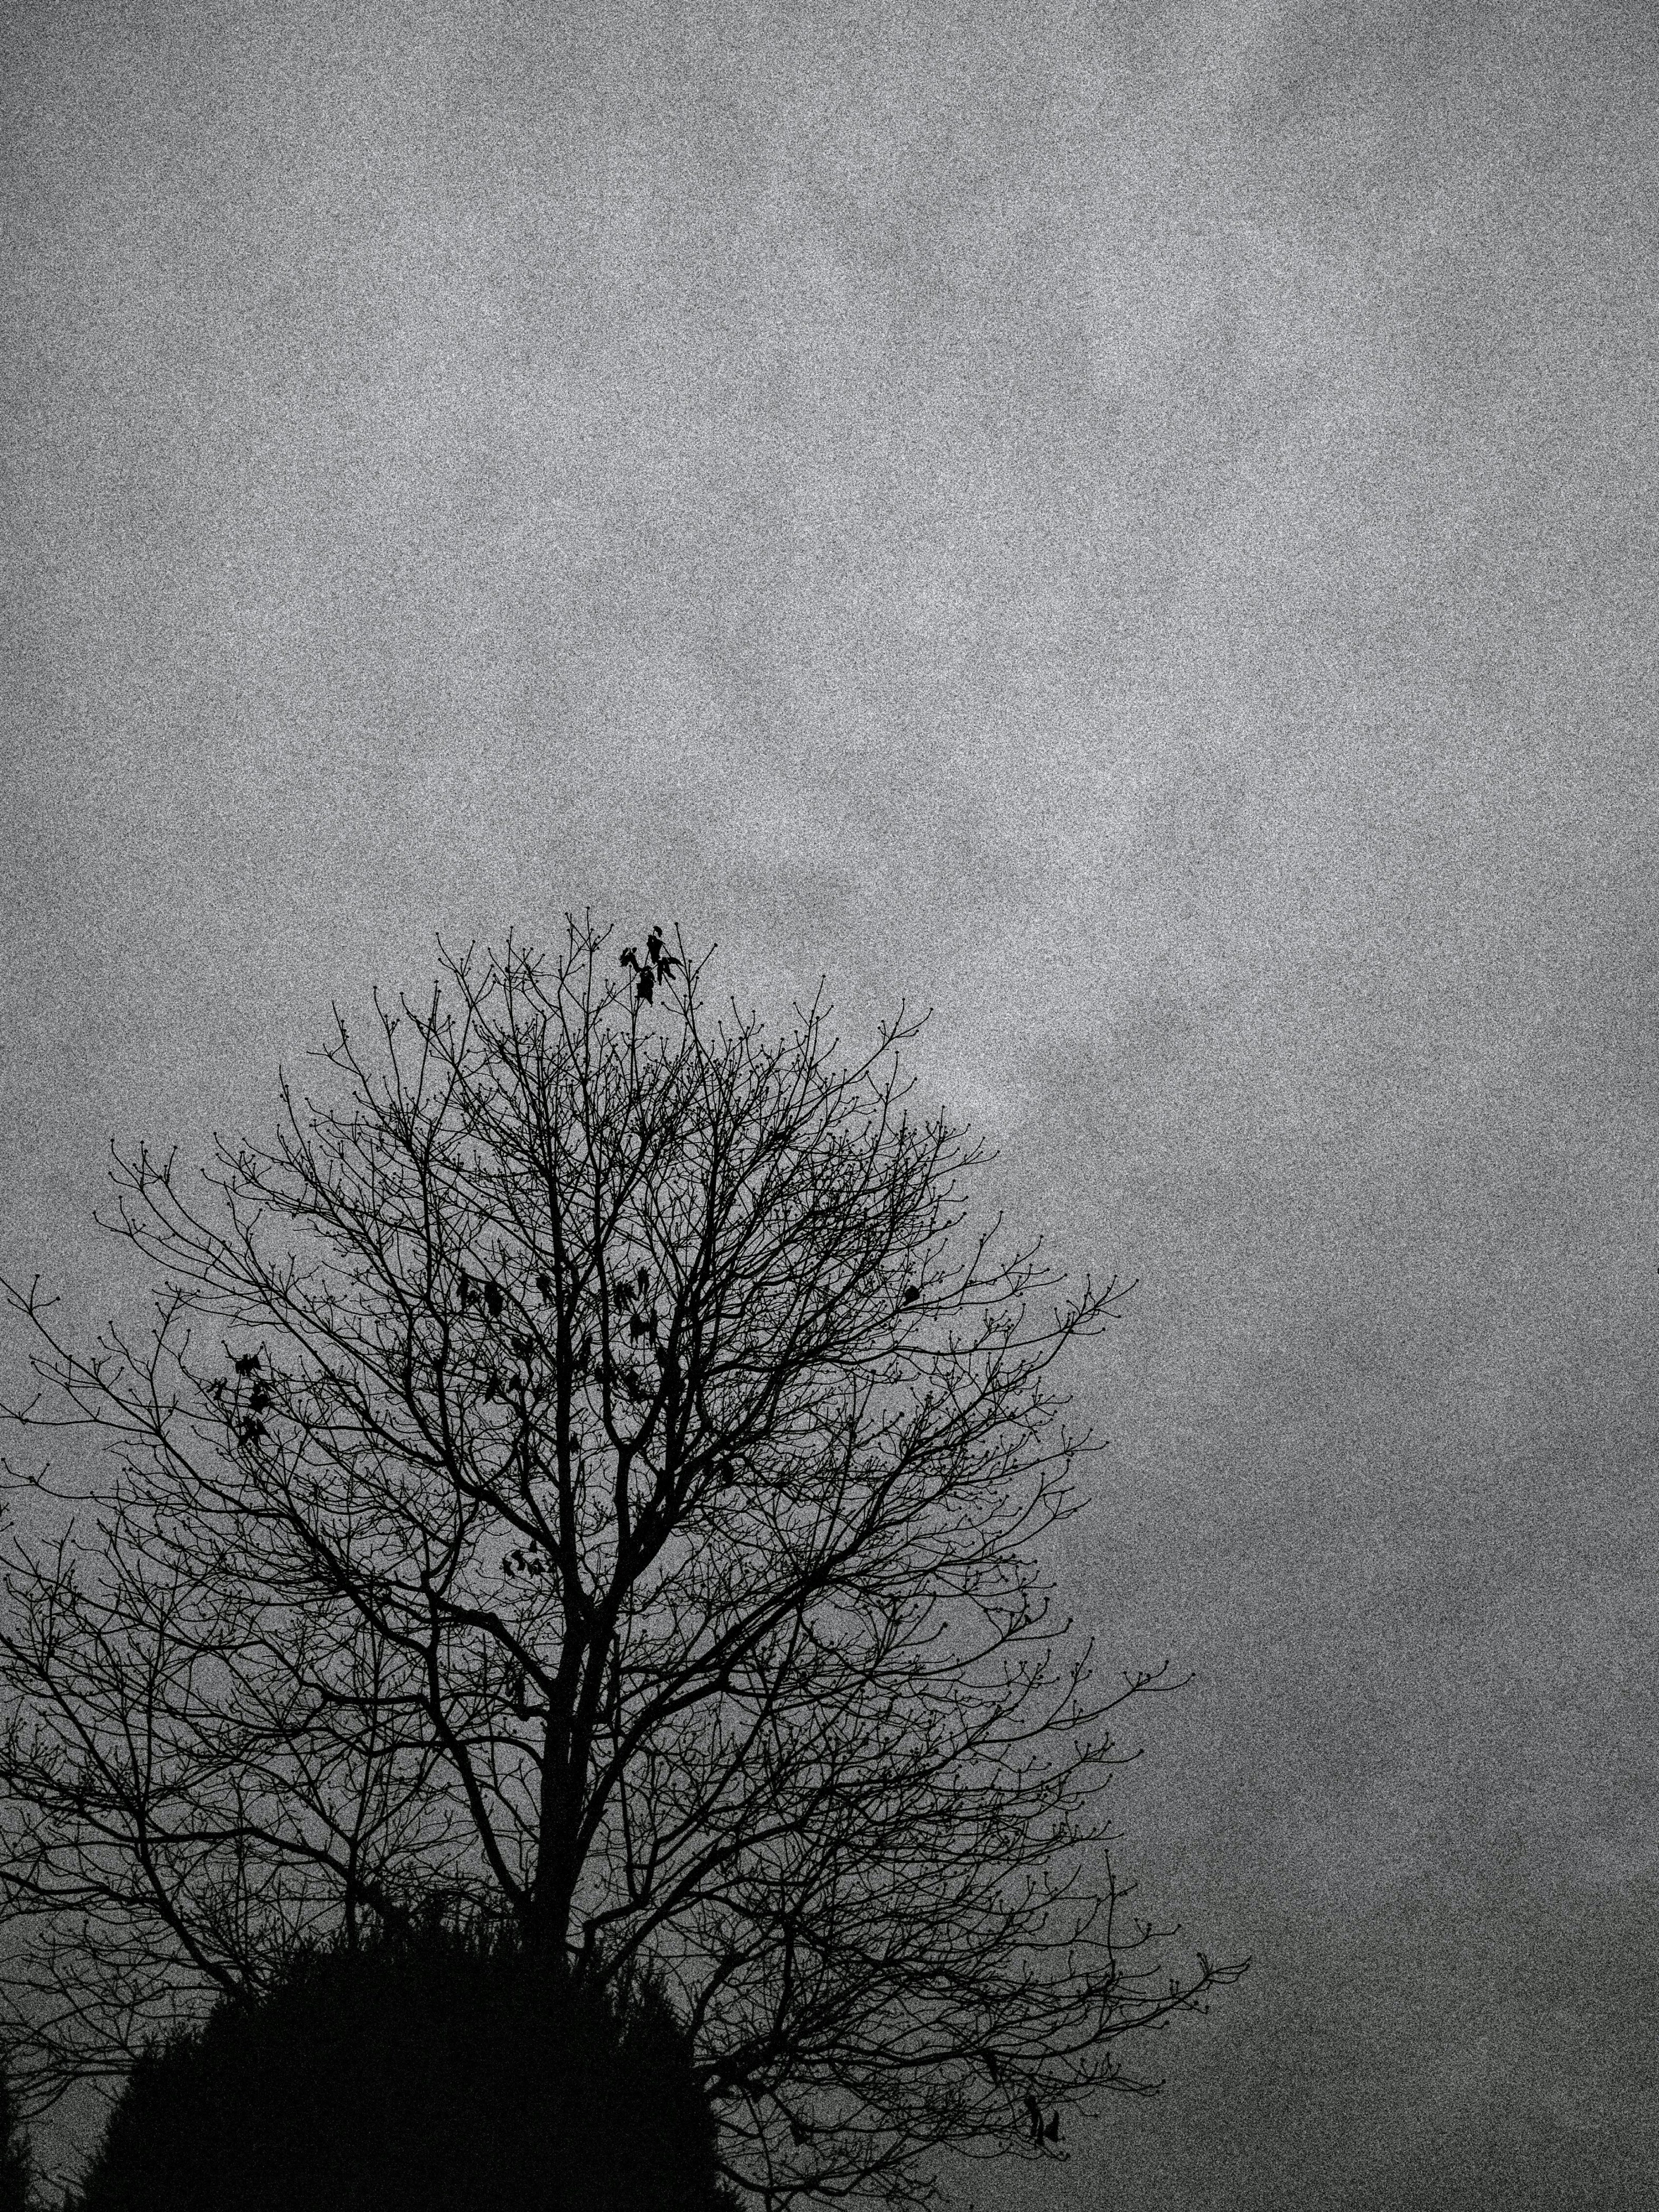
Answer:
(0, 917, 1242, 2206)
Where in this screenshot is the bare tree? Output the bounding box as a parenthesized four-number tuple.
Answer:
(0, 918, 1241, 2207)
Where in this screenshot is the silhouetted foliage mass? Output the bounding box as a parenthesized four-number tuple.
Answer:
(73, 1911, 736, 2212)
(0, 2055, 32, 2212)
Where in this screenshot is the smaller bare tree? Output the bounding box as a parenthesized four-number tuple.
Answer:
(0, 918, 1242, 2206)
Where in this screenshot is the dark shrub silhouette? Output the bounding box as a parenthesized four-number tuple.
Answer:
(0, 2053, 31, 2212)
(74, 1913, 737, 2212)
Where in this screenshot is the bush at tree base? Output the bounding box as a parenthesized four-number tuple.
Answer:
(0, 2055, 31, 2212)
(68, 1913, 739, 2212)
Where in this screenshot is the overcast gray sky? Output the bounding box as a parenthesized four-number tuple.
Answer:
(4, 1, 1658, 2204)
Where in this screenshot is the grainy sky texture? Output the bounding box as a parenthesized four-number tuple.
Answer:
(3, 1, 1658, 2204)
